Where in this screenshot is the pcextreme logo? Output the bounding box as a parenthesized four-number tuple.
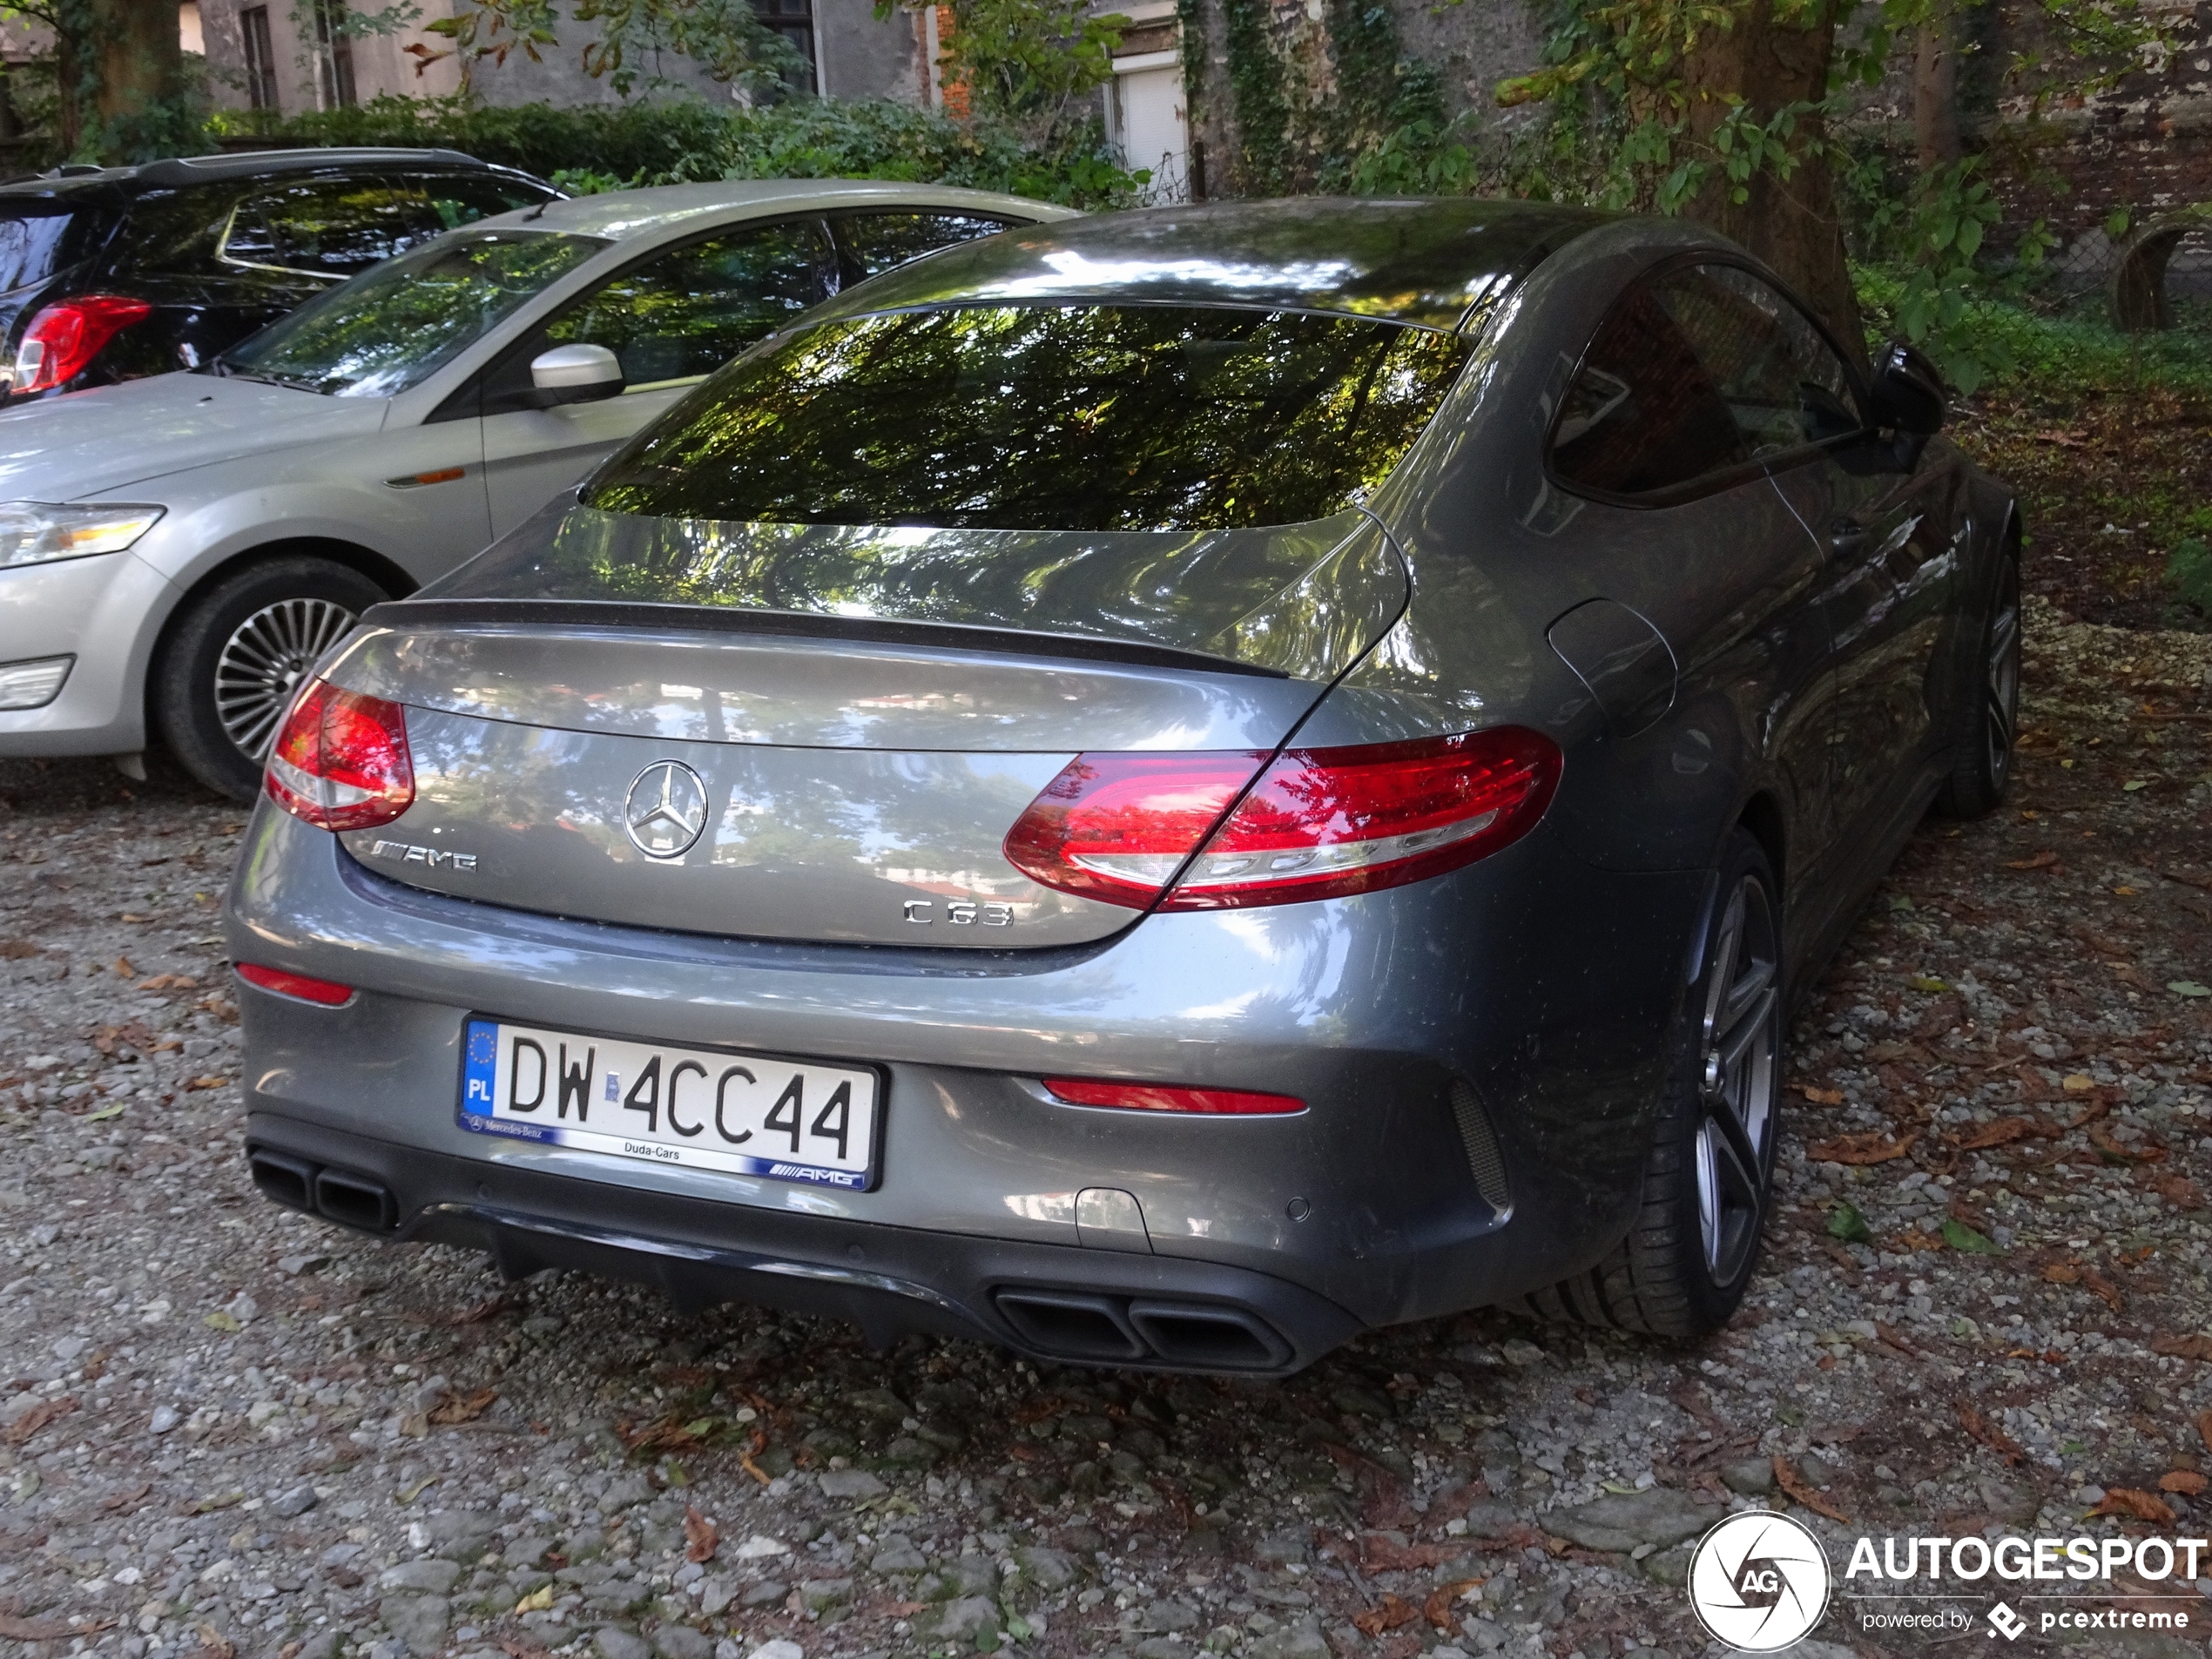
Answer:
(1687, 1511, 1832, 1652)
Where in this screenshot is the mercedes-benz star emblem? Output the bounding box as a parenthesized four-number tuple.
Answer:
(624, 760, 710, 859)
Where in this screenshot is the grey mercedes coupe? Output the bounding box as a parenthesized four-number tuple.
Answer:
(227, 199, 2020, 1374)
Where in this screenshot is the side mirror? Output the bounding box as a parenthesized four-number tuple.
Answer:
(1867, 341, 1945, 435)
(528, 343, 624, 408)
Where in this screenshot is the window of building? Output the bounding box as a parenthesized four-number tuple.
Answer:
(241, 5, 280, 111)
(314, 0, 357, 110)
(753, 0, 817, 93)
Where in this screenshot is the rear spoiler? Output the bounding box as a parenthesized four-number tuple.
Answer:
(359, 597, 1293, 680)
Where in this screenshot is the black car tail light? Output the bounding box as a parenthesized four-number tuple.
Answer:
(13, 294, 153, 394)
(1003, 729, 1562, 910)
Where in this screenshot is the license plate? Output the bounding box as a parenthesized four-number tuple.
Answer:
(457, 1017, 880, 1190)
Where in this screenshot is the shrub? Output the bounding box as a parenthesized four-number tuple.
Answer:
(205, 93, 1146, 208)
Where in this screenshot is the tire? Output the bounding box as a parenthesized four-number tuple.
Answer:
(152, 556, 388, 801)
(1933, 550, 2020, 819)
(1515, 828, 1784, 1339)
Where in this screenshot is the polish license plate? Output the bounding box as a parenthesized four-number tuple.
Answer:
(457, 1017, 880, 1190)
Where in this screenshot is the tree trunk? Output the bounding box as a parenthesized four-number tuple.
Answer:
(1913, 11, 1960, 171)
(1679, 0, 1866, 363)
(52, 0, 185, 163)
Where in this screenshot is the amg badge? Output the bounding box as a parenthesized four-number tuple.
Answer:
(368, 840, 477, 872)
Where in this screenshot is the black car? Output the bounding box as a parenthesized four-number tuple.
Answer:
(0, 147, 558, 401)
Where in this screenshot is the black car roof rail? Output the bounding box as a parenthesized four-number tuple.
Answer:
(133, 147, 490, 185)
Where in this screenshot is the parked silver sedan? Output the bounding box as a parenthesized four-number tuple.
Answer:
(0, 179, 1069, 796)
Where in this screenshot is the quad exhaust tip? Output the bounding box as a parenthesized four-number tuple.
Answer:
(248, 1147, 397, 1233)
(993, 1288, 1292, 1371)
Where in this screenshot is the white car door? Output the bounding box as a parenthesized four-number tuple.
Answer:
(479, 215, 841, 538)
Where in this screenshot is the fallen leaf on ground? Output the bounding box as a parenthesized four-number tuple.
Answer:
(99, 1482, 151, 1513)
(1875, 1321, 1925, 1358)
(111, 956, 135, 977)
(683, 1505, 718, 1563)
(1773, 1456, 1850, 1521)
(0, 1615, 117, 1641)
(185, 1076, 228, 1091)
(1798, 1084, 1844, 1105)
(2061, 1073, 2094, 1092)
(1940, 1217, 2001, 1254)
(2080, 1271, 2125, 1310)
(2149, 1174, 2206, 1208)
(1826, 1204, 1872, 1244)
(138, 974, 197, 992)
(425, 1387, 497, 1426)
(2090, 1488, 2174, 1523)
(512, 1585, 554, 1615)
(2091, 1125, 2160, 1164)
(1359, 1534, 1472, 1569)
(2, 1397, 75, 1447)
(1957, 1116, 2036, 1150)
(1424, 1577, 1484, 1632)
(2006, 849, 2060, 870)
(1807, 1130, 1919, 1165)
(1352, 1593, 1422, 1637)
(2169, 981, 2212, 998)
(2153, 1334, 2212, 1361)
(2159, 1471, 2209, 1495)
(2044, 1263, 2081, 1284)
(2198, 1411, 2212, 1455)
(1958, 1401, 2026, 1464)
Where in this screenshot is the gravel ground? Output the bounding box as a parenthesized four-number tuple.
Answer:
(2, 596, 2209, 1659)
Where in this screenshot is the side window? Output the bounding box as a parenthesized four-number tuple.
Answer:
(388, 172, 556, 246)
(535, 217, 836, 388)
(1548, 281, 1749, 496)
(1671, 265, 1860, 455)
(222, 176, 408, 278)
(834, 212, 1014, 281)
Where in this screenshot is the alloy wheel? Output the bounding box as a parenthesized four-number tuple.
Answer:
(213, 597, 359, 761)
(1692, 873, 1781, 1285)
(1984, 567, 2021, 789)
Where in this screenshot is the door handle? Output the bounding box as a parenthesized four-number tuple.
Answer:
(1827, 516, 1868, 558)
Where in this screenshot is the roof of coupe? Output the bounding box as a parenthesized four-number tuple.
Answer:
(807, 197, 1618, 332)
(481, 178, 1076, 245)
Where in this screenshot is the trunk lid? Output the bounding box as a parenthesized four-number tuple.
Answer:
(320, 506, 1406, 948)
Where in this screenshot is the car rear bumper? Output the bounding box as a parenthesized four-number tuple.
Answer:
(228, 803, 1706, 1367)
(246, 1111, 1364, 1373)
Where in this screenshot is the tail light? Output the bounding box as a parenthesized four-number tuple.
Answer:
(1044, 1077, 1304, 1115)
(265, 678, 415, 832)
(1005, 728, 1561, 911)
(12, 295, 153, 395)
(235, 963, 354, 1006)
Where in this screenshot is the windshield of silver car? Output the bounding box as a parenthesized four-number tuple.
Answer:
(583, 304, 1474, 532)
(217, 228, 606, 398)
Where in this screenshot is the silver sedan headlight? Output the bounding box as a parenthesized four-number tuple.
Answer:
(0, 501, 165, 570)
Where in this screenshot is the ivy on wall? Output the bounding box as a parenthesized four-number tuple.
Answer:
(1190, 0, 1462, 196)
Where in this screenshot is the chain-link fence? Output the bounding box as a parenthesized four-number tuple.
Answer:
(2020, 212, 2212, 343)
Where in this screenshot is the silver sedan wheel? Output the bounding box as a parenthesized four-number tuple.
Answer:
(213, 597, 359, 760)
(1693, 873, 1780, 1284)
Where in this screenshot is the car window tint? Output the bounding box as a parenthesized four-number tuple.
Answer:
(835, 212, 1013, 280)
(219, 229, 605, 397)
(389, 172, 555, 243)
(539, 218, 836, 388)
(1549, 280, 1749, 496)
(0, 202, 111, 292)
(585, 303, 1473, 532)
(223, 177, 409, 278)
(1674, 265, 1860, 455)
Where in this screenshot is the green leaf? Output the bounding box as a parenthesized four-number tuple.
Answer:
(2168, 981, 2212, 999)
(1827, 1204, 1872, 1244)
(2105, 206, 2133, 240)
(1941, 1218, 2001, 1254)
(202, 1311, 241, 1332)
(2122, 779, 2148, 792)
(1909, 975, 1949, 993)
(84, 1102, 125, 1122)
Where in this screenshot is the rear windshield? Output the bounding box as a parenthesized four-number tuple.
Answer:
(218, 227, 604, 398)
(584, 304, 1473, 532)
(0, 203, 111, 293)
